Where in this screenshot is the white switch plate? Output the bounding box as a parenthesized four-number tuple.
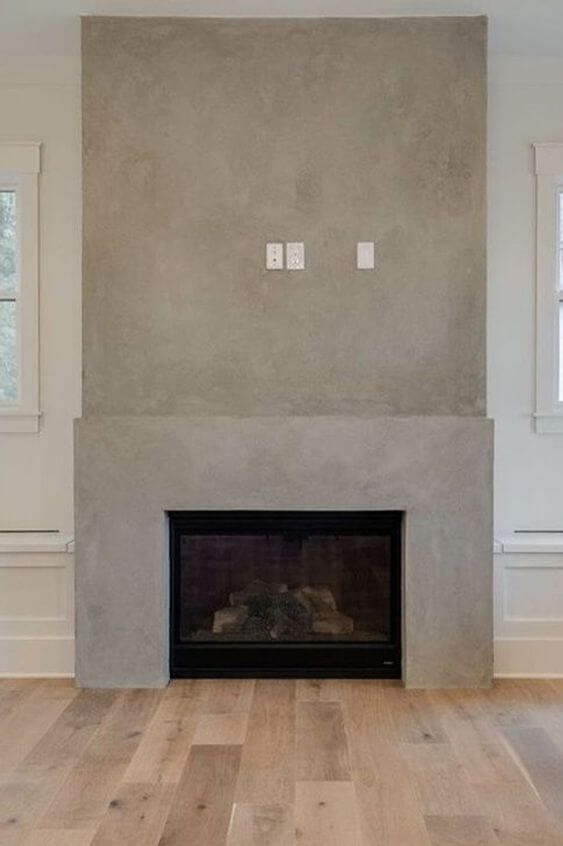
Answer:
(266, 243, 284, 270)
(357, 241, 375, 270)
(286, 242, 305, 271)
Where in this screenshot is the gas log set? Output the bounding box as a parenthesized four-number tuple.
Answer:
(198, 579, 355, 641)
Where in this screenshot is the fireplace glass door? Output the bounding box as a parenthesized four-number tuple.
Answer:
(169, 511, 401, 678)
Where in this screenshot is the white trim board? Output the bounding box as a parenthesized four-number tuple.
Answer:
(0, 532, 74, 554)
(0, 636, 74, 678)
(534, 142, 563, 432)
(495, 533, 563, 553)
(495, 638, 563, 678)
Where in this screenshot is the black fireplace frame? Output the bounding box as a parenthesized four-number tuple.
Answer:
(169, 510, 402, 679)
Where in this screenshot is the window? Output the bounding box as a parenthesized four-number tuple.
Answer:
(0, 143, 40, 433)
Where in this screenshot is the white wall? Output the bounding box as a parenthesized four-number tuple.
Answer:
(1, 0, 563, 675)
(0, 56, 81, 533)
(488, 56, 563, 532)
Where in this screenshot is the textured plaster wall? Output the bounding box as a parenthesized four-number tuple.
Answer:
(82, 16, 487, 418)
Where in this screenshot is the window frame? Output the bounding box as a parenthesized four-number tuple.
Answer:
(0, 142, 40, 433)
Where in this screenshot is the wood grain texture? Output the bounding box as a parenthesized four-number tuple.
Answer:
(296, 701, 350, 781)
(226, 803, 294, 845)
(502, 726, 563, 825)
(24, 832, 95, 846)
(1, 680, 563, 845)
(158, 745, 241, 846)
(38, 691, 158, 831)
(122, 688, 199, 784)
(294, 781, 361, 845)
(194, 713, 249, 746)
(89, 781, 176, 845)
(0, 683, 76, 776)
(235, 681, 295, 805)
(424, 814, 499, 845)
(342, 681, 432, 845)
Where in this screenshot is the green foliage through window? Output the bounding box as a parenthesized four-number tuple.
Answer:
(0, 190, 18, 402)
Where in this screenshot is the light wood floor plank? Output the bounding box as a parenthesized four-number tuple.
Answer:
(296, 701, 351, 781)
(158, 744, 241, 846)
(402, 741, 481, 816)
(387, 688, 446, 744)
(424, 814, 500, 845)
(89, 781, 176, 845)
(25, 831, 95, 846)
(0, 684, 76, 777)
(38, 690, 158, 831)
(226, 803, 294, 846)
(0, 758, 76, 846)
(428, 689, 521, 785)
(24, 690, 117, 769)
(122, 688, 199, 784)
(480, 680, 538, 729)
(194, 713, 249, 745)
(470, 777, 563, 846)
(503, 726, 563, 826)
(0, 680, 38, 723)
(294, 781, 361, 846)
(198, 679, 256, 714)
(235, 681, 295, 805)
(342, 681, 432, 846)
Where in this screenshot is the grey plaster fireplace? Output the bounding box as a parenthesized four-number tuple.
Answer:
(75, 16, 492, 689)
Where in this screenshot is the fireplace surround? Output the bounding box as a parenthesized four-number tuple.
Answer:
(169, 510, 402, 678)
(76, 17, 491, 689)
(75, 415, 493, 688)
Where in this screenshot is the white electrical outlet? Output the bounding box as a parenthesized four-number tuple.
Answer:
(286, 242, 305, 271)
(266, 243, 284, 270)
(357, 242, 375, 270)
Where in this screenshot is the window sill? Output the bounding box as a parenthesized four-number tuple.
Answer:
(533, 413, 563, 434)
(0, 531, 74, 554)
(495, 533, 563, 554)
(0, 410, 41, 433)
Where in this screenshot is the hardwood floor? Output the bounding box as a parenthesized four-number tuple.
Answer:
(1, 679, 563, 845)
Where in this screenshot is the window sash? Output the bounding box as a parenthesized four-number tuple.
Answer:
(0, 182, 21, 405)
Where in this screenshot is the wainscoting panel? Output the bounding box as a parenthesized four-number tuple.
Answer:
(495, 536, 563, 677)
(0, 534, 74, 676)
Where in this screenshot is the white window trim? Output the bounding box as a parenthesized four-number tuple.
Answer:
(0, 142, 41, 434)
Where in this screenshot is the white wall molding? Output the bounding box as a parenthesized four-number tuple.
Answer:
(0, 531, 73, 553)
(494, 534, 563, 678)
(494, 639, 563, 678)
(0, 534, 74, 676)
(0, 637, 74, 678)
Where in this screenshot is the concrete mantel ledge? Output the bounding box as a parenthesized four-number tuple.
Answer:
(75, 414, 493, 690)
(0, 532, 74, 555)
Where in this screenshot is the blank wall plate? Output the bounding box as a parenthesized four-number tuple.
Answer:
(357, 241, 375, 270)
(266, 243, 284, 270)
(286, 242, 305, 271)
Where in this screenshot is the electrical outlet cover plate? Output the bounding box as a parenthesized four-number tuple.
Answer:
(266, 242, 284, 270)
(286, 242, 305, 271)
(357, 241, 375, 270)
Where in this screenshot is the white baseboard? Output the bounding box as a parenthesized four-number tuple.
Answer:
(494, 637, 563, 678)
(0, 636, 74, 677)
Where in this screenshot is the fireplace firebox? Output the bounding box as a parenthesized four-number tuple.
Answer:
(169, 511, 402, 678)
